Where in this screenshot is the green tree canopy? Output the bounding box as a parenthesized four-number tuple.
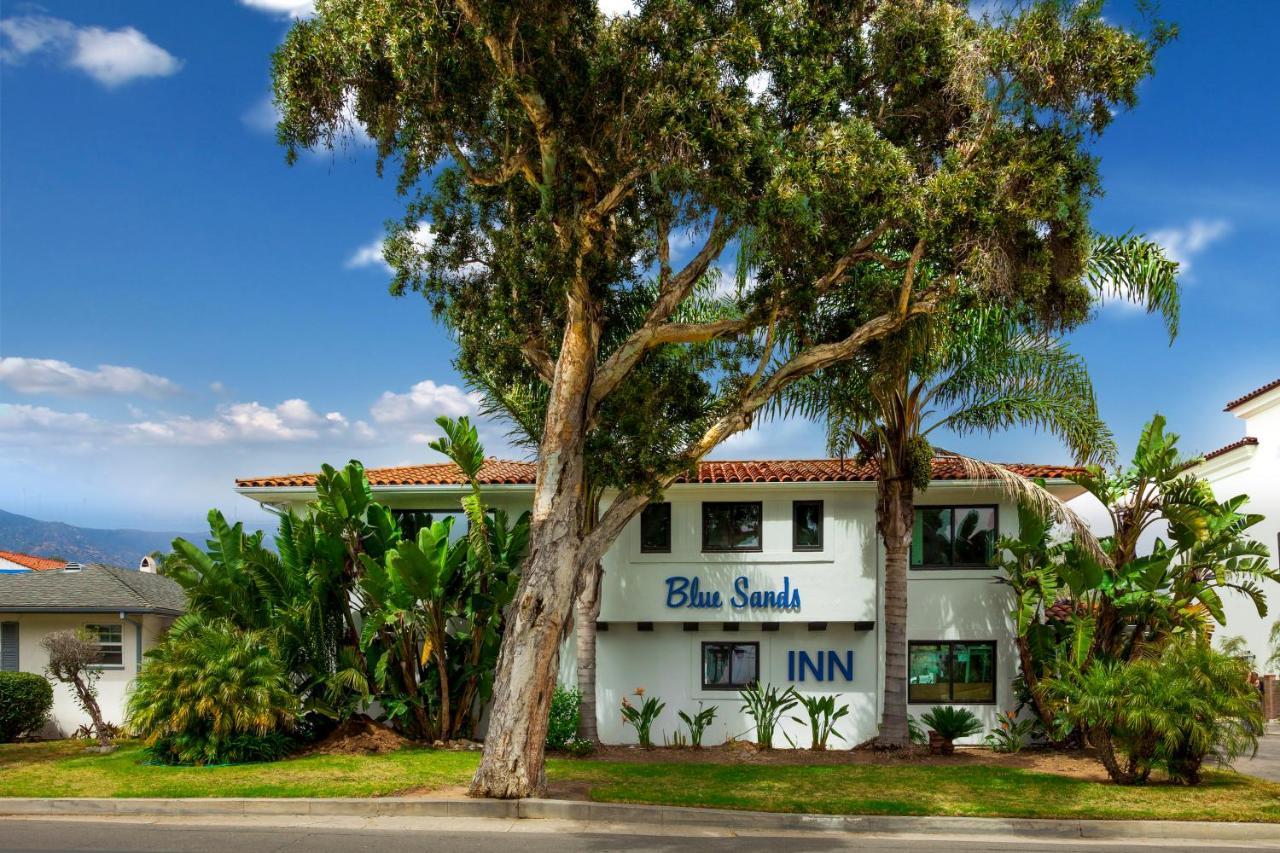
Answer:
(273, 0, 1171, 797)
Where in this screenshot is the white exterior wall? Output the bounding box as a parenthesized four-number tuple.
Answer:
(0, 612, 172, 737)
(242, 477, 1061, 746)
(1191, 387, 1280, 671)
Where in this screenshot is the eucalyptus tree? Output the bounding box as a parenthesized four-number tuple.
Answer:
(273, 0, 1169, 796)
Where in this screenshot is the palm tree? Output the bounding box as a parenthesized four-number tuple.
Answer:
(779, 309, 1113, 746)
(774, 232, 1179, 748)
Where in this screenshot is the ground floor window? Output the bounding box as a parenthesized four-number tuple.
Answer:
(701, 641, 759, 690)
(85, 623, 124, 667)
(908, 640, 996, 704)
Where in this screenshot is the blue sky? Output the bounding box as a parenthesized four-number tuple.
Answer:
(1, 0, 1276, 532)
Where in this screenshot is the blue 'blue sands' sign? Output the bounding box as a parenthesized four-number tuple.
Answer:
(665, 575, 801, 610)
(788, 650, 854, 682)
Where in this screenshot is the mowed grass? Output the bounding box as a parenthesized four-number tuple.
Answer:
(2, 740, 1278, 823)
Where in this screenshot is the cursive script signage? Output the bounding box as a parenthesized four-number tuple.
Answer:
(665, 575, 801, 611)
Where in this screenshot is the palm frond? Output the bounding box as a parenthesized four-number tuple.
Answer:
(1084, 233, 1181, 342)
(939, 449, 1109, 565)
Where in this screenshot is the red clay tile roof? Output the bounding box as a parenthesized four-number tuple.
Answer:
(1225, 378, 1280, 412)
(0, 550, 66, 571)
(237, 458, 1083, 489)
(1203, 436, 1259, 461)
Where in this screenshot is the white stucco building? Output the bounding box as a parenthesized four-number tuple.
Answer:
(237, 456, 1084, 747)
(0, 563, 185, 737)
(1188, 378, 1280, 671)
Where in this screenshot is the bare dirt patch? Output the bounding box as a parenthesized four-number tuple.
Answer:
(558, 741, 1107, 778)
(302, 715, 409, 756)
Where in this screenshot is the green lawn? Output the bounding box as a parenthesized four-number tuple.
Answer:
(2, 740, 1278, 823)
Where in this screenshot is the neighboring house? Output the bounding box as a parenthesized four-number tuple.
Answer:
(236, 456, 1084, 747)
(1188, 377, 1280, 672)
(0, 550, 66, 572)
(0, 562, 186, 737)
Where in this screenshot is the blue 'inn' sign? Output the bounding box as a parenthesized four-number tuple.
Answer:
(665, 575, 801, 610)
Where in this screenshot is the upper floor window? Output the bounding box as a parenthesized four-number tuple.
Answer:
(85, 623, 123, 667)
(394, 509, 472, 544)
(640, 503, 671, 553)
(792, 500, 823, 551)
(910, 505, 997, 568)
(702, 502, 763, 552)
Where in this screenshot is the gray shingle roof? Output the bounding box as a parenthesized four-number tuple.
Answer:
(0, 564, 187, 615)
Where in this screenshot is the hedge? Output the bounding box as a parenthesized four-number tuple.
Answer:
(0, 672, 53, 741)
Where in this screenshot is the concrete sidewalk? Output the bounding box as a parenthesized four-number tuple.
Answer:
(1, 797, 1276, 845)
(1238, 721, 1280, 782)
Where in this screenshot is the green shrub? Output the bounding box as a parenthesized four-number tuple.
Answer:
(792, 694, 850, 750)
(0, 672, 53, 742)
(620, 688, 665, 749)
(128, 619, 299, 765)
(984, 711, 1034, 754)
(738, 683, 799, 749)
(921, 706, 983, 743)
(1047, 638, 1264, 785)
(546, 685, 582, 750)
(676, 703, 717, 748)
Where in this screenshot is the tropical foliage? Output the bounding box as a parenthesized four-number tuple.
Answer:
(619, 689, 665, 749)
(128, 620, 299, 766)
(676, 704, 717, 749)
(1047, 638, 1264, 785)
(739, 683, 799, 750)
(994, 415, 1274, 782)
(791, 694, 850, 750)
(143, 416, 529, 761)
(920, 706, 983, 745)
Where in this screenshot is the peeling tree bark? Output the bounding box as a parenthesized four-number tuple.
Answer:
(469, 294, 598, 799)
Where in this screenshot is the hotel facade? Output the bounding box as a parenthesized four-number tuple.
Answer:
(237, 456, 1086, 747)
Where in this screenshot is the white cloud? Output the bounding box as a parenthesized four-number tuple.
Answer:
(371, 380, 482, 425)
(0, 403, 104, 436)
(130, 399, 358, 445)
(239, 0, 316, 18)
(242, 94, 280, 133)
(0, 15, 180, 87)
(1097, 218, 1230, 314)
(347, 222, 435, 272)
(1149, 219, 1230, 276)
(0, 357, 180, 397)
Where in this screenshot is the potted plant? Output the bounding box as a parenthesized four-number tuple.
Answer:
(921, 706, 982, 755)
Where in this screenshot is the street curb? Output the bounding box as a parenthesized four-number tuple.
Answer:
(0, 797, 1276, 842)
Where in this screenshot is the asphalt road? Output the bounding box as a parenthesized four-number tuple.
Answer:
(0, 818, 1269, 853)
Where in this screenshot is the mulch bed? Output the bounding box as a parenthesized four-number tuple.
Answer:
(301, 715, 409, 756)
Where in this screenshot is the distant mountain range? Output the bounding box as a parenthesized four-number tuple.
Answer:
(0, 508, 200, 569)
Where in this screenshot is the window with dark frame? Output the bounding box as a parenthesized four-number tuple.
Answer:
(701, 641, 759, 690)
(393, 509, 476, 544)
(640, 502, 671, 553)
(907, 640, 996, 704)
(792, 500, 823, 551)
(702, 502, 763, 552)
(86, 623, 124, 667)
(910, 505, 997, 568)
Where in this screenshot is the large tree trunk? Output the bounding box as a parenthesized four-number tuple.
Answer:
(878, 474, 914, 748)
(575, 563, 602, 742)
(469, 298, 598, 799)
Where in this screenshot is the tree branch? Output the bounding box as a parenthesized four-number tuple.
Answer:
(446, 139, 538, 188)
(588, 212, 733, 409)
(520, 337, 557, 385)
